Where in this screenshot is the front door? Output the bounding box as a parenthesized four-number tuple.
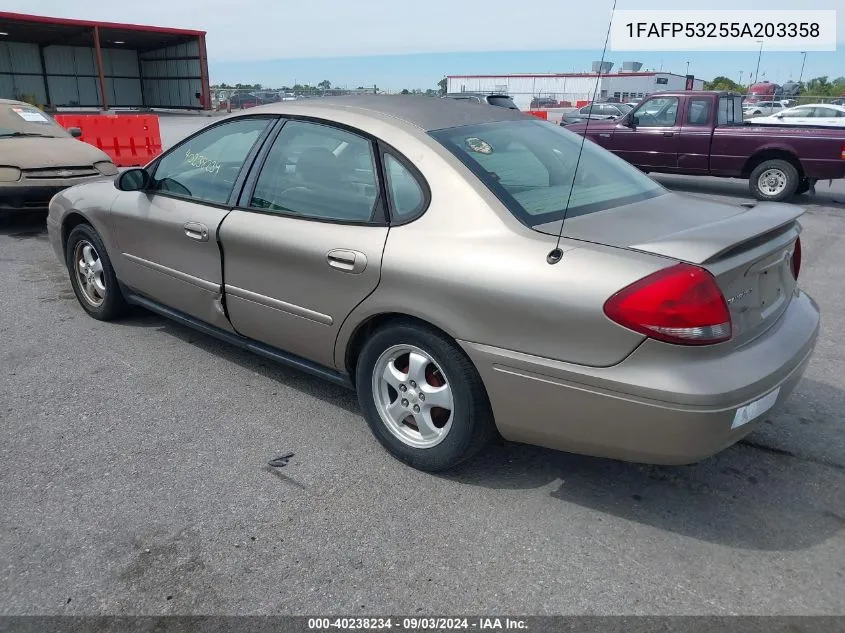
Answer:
(110, 116, 276, 330)
(219, 119, 394, 368)
(611, 95, 682, 170)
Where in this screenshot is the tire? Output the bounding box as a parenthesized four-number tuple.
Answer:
(356, 322, 495, 472)
(65, 223, 128, 321)
(749, 159, 800, 202)
(795, 179, 810, 195)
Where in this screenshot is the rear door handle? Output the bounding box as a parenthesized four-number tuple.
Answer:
(183, 222, 209, 242)
(327, 249, 367, 274)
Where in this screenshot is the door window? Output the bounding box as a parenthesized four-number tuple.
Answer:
(150, 117, 271, 204)
(687, 98, 712, 125)
(249, 120, 379, 222)
(384, 154, 426, 220)
(781, 107, 814, 118)
(717, 96, 744, 125)
(812, 107, 842, 118)
(635, 97, 679, 127)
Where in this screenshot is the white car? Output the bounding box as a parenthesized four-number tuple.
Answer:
(751, 103, 845, 128)
(743, 101, 787, 117)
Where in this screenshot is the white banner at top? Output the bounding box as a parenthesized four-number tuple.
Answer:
(610, 10, 837, 51)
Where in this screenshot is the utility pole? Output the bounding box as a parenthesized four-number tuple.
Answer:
(798, 51, 807, 84)
(739, 70, 744, 85)
(686, 61, 690, 75)
(753, 40, 764, 84)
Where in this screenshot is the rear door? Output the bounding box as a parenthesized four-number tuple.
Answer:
(218, 119, 399, 368)
(677, 96, 714, 173)
(611, 95, 682, 169)
(110, 116, 276, 330)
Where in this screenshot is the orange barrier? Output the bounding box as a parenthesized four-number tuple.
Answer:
(526, 110, 549, 120)
(575, 100, 590, 108)
(54, 114, 163, 167)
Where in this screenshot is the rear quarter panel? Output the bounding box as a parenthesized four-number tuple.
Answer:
(333, 131, 671, 370)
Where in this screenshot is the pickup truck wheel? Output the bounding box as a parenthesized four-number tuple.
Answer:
(749, 159, 799, 202)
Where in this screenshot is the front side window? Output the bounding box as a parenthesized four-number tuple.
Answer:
(430, 119, 665, 226)
(151, 117, 271, 204)
(813, 107, 841, 118)
(634, 97, 679, 127)
(249, 120, 379, 222)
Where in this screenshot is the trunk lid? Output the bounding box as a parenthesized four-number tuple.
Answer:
(535, 192, 804, 345)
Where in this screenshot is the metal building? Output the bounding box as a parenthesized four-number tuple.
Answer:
(447, 69, 706, 110)
(0, 12, 210, 110)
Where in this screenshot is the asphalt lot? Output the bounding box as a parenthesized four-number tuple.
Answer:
(1, 119, 844, 615)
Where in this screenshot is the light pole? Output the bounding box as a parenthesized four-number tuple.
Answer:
(753, 40, 764, 84)
(798, 51, 807, 84)
(739, 70, 744, 85)
(686, 61, 690, 75)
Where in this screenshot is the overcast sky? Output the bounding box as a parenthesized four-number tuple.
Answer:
(7, 1, 844, 88)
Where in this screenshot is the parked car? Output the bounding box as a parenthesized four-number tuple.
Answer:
(47, 96, 819, 472)
(751, 103, 845, 128)
(0, 98, 117, 215)
(530, 97, 558, 109)
(743, 100, 787, 117)
(567, 91, 845, 201)
(443, 93, 519, 110)
(226, 92, 266, 109)
(830, 98, 845, 106)
(561, 102, 630, 124)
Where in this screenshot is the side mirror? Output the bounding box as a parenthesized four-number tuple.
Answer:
(68, 127, 83, 138)
(116, 168, 150, 192)
(627, 115, 640, 128)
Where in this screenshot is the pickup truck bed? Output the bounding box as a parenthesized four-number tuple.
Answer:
(565, 91, 845, 202)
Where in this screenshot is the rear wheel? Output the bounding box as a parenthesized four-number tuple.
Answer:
(65, 224, 128, 321)
(749, 159, 799, 202)
(356, 323, 495, 472)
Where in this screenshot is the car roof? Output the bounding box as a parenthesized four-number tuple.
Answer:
(0, 98, 30, 106)
(249, 95, 527, 131)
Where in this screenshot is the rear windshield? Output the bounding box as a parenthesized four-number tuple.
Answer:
(430, 119, 665, 226)
(487, 96, 519, 110)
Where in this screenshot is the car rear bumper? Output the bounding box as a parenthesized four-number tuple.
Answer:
(459, 290, 820, 465)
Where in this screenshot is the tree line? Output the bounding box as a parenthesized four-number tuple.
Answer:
(704, 75, 845, 96)
(212, 78, 451, 96)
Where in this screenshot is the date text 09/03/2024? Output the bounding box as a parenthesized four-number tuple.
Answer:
(307, 617, 529, 630)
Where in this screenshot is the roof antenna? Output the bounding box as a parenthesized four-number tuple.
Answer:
(548, 0, 617, 265)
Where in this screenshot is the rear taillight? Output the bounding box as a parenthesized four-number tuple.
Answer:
(841, 143, 845, 160)
(791, 237, 802, 280)
(604, 263, 732, 346)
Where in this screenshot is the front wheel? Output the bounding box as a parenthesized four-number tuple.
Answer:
(65, 224, 128, 321)
(749, 159, 800, 202)
(356, 323, 495, 472)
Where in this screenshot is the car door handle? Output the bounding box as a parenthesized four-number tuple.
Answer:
(183, 222, 209, 242)
(663, 131, 674, 137)
(327, 249, 367, 274)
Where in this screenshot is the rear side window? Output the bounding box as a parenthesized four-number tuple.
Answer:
(384, 154, 425, 219)
(687, 98, 712, 125)
(430, 119, 665, 226)
(717, 96, 744, 125)
(248, 120, 379, 222)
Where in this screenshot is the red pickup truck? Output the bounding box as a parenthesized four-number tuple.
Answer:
(565, 91, 845, 201)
